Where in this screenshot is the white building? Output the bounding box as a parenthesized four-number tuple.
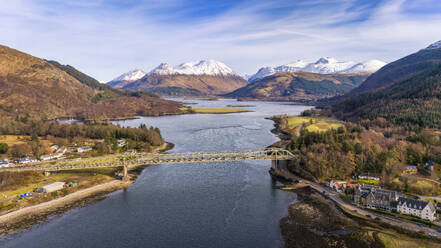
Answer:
(77, 146, 92, 153)
(19, 157, 38, 164)
(329, 180, 347, 193)
(397, 197, 436, 221)
(0, 159, 11, 168)
(117, 139, 126, 147)
(358, 173, 380, 181)
(36, 182, 65, 193)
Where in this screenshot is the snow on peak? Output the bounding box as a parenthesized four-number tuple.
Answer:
(111, 69, 146, 82)
(342, 60, 387, 73)
(248, 57, 386, 82)
(425, 40, 441, 50)
(148, 59, 237, 76)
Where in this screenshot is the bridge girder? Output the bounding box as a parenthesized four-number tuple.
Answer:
(0, 148, 296, 172)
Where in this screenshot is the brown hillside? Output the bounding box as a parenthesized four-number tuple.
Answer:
(120, 74, 248, 96)
(0, 45, 183, 119)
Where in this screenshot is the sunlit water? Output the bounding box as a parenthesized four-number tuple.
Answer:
(1, 99, 311, 248)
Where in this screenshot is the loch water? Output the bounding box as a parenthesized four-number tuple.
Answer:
(1, 99, 311, 248)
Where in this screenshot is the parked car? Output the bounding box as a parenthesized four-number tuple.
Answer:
(366, 215, 371, 218)
(352, 209, 358, 213)
(429, 233, 437, 237)
(437, 228, 441, 233)
(375, 217, 381, 221)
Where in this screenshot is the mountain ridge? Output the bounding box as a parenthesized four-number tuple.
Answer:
(248, 58, 386, 82)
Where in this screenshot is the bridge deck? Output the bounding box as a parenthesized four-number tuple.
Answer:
(0, 148, 295, 172)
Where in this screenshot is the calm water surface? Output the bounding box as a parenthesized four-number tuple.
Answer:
(1, 99, 311, 248)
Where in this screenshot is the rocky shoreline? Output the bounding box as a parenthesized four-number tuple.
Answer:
(0, 142, 174, 236)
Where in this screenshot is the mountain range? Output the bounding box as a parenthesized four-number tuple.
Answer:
(248, 58, 386, 82)
(108, 60, 247, 96)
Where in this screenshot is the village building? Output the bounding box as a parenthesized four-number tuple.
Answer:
(0, 159, 11, 168)
(35, 182, 65, 193)
(77, 146, 92, 153)
(329, 180, 348, 193)
(117, 139, 127, 147)
(19, 157, 38, 164)
(397, 197, 436, 221)
(402, 165, 418, 175)
(365, 189, 399, 211)
(358, 173, 380, 181)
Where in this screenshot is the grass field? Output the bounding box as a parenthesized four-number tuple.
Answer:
(180, 107, 250, 114)
(357, 179, 380, 185)
(286, 116, 343, 132)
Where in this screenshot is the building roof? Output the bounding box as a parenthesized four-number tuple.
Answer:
(397, 197, 432, 210)
(405, 165, 417, 170)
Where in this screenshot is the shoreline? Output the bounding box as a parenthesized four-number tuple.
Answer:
(0, 141, 174, 236)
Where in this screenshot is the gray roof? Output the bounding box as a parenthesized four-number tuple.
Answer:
(397, 197, 432, 210)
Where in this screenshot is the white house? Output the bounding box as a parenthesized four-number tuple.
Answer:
(117, 139, 126, 147)
(329, 180, 347, 193)
(358, 173, 380, 181)
(397, 197, 436, 221)
(77, 146, 92, 153)
(0, 159, 11, 168)
(19, 157, 38, 164)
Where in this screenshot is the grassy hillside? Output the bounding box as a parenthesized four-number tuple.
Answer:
(225, 72, 368, 100)
(332, 65, 441, 128)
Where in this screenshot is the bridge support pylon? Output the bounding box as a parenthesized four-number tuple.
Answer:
(122, 164, 129, 181)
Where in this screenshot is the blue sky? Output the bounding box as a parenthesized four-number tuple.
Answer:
(1, 0, 441, 81)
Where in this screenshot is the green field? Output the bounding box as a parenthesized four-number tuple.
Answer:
(286, 116, 343, 132)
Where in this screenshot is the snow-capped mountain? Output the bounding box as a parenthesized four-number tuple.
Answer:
(107, 69, 146, 88)
(111, 69, 146, 82)
(424, 40, 441, 50)
(342, 60, 387, 73)
(149, 60, 237, 76)
(248, 57, 386, 82)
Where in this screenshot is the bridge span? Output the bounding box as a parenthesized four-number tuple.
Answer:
(0, 148, 295, 173)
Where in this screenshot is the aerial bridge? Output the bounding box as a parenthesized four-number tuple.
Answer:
(0, 148, 296, 178)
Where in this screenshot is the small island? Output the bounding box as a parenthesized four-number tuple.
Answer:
(180, 107, 251, 114)
(226, 104, 255, 107)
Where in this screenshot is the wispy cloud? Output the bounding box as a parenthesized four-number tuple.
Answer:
(0, 0, 440, 81)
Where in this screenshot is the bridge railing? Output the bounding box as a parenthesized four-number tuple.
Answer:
(0, 148, 295, 172)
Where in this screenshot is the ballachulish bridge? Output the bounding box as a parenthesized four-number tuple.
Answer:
(0, 148, 295, 178)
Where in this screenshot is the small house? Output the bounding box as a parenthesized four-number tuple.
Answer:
(329, 180, 348, 192)
(403, 165, 417, 175)
(397, 197, 436, 221)
(358, 173, 380, 181)
(0, 159, 11, 168)
(117, 139, 127, 147)
(35, 182, 65, 193)
(77, 146, 92, 153)
(424, 161, 437, 171)
(19, 157, 38, 164)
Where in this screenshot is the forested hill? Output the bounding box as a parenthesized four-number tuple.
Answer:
(332, 65, 441, 128)
(225, 72, 368, 100)
(349, 41, 441, 95)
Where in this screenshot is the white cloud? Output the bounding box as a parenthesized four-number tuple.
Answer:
(0, 0, 440, 81)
